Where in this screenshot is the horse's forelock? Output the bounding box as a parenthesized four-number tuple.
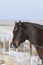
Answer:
(19, 21, 21, 26)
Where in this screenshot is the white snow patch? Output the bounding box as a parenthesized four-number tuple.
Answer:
(30, 55, 42, 65)
(9, 50, 29, 64)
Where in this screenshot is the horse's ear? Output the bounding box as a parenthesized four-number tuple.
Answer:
(19, 21, 21, 26)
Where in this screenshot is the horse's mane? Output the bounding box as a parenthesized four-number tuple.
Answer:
(21, 22, 43, 30)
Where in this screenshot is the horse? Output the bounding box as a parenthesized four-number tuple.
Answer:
(11, 21, 43, 63)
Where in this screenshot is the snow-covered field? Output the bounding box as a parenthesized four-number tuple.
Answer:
(0, 21, 42, 65)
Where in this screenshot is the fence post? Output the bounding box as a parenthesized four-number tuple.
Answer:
(30, 43, 32, 56)
(3, 36, 6, 54)
(30, 43, 32, 65)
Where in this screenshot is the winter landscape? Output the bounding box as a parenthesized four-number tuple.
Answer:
(0, 21, 42, 65)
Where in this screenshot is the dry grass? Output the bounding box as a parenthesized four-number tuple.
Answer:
(0, 21, 40, 65)
(4, 53, 29, 65)
(0, 40, 38, 65)
(4, 55, 16, 65)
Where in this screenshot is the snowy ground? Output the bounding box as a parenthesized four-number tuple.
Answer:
(3, 51, 42, 65)
(0, 21, 42, 65)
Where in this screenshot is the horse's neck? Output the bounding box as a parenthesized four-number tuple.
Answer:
(22, 22, 38, 45)
(22, 22, 35, 40)
(22, 22, 33, 33)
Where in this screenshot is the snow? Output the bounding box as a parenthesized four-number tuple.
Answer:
(30, 55, 42, 65)
(9, 50, 29, 64)
(0, 25, 42, 65)
(1, 64, 6, 65)
(4, 50, 42, 65)
(0, 25, 13, 41)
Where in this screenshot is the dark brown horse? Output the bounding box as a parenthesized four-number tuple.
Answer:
(11, 21, 43, 62)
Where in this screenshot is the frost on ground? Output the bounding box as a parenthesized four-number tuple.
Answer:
(30, 55, 42, 65)
(9, 50, 29, 64)
(0, 22, 42, 65)
(4, 51, 42, 65)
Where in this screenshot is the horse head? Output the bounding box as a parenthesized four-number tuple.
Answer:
(11, 21, 27, 48)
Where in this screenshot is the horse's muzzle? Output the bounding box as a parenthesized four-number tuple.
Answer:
(10, 42, 19, 48)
